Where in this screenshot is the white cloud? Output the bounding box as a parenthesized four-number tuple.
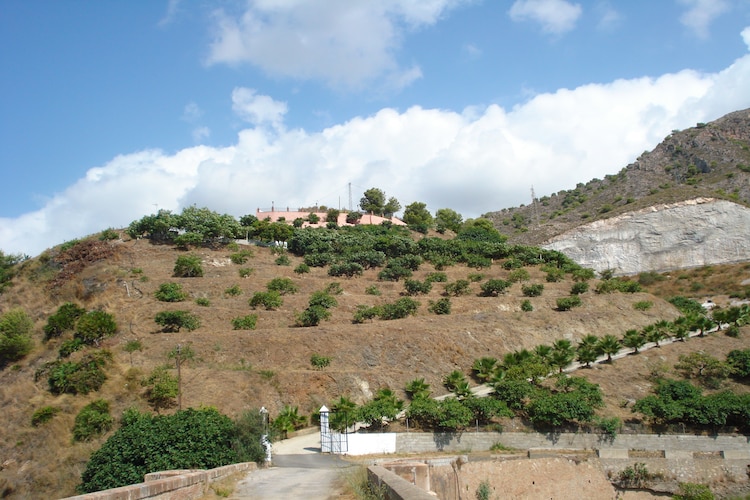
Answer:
(158, 0, 181, 27)
(231, 88, 288, 130)
(182, 101, 203, 122)
(205, 0, 466, 89)
(742, 26, 750, 48)
(3, 39, 750, 257)
(678, 0, 730, 39)
(192, 126, 210, 143)
(508, 0, 583, 35)
(462, 43, 482, 59)
(594, 2, 622, 32)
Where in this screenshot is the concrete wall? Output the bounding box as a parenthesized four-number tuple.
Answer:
(367, 465, 439, 500)
(393, 431, 750, 454)
(344, 432, 397, 455)
(61, 462, 257, 500)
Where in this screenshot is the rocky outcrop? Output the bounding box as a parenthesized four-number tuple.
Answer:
(542, 198, 750, 275)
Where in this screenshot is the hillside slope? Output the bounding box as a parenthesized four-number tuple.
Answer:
(0, 233, 748, 497)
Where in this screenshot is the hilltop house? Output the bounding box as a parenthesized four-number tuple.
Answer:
(255, 208, 406, 228)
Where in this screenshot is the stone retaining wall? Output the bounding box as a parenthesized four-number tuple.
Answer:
(61, 462, 257, 500)
(393, 431, 750, 454)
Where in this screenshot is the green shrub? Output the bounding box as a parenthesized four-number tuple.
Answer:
(521, 283, 544, 297)
(310, 354, 331, 370)
(0, 308, 34, 366)
(75, 310, 117, 345)
(224, 284, 242, 296)
(267, 277, 298, 295)
(521, 299, 533, 312)
(468, 273, 484, 282)
(231, 315, 258, 330)
(43, 302, 86, 341)
(328, 262, 364, 278)
(404, 279, 432, 296)
(425, 272, 448, 283)
(633, 300, 653, 311)
(195, 297, 210, 307)
(295, 305, 331, 327)
(59, 338, 85, 358)
(275, 255, 291, 266)
(556, 296, 582, 311)
(238, 267, 253, 278)
(47, 351, 111, 395)
(99, 228, 119, 241)
(154, 310, 200, 332)
(673, 483, 714, 500)
(173, 254, 203, 277)
(154, 282, 188, 302)
(379, 297, 419, 320)
(480, 279, 510, 297)
(444, 279, 470, 296)
(508, 268, 530, 283)
(230, 249, 253, 264)
(365, 285, 381, 296)
(142, 366, 178, 411)
(545, 268, 565, 282)
(249, 291, 283, 310)
(73, 399, 113, 442)
(428, 298, 451, 315)
(294, 263, 310, 274)
(570, 282, 589, 295)
(31, 406, 60, 427)
(378, 265, 412, 282)
(353, 305, 381, 323)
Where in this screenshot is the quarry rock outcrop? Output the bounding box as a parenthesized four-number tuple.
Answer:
(542, 198, 750, 275)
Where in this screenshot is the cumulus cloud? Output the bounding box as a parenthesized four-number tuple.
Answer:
(231, 88, 288, 129)
(678, 0, 730, 39)
(205, 0, 467, 89)
(3, 37, 750, 257)
(508, 0, 583, 35)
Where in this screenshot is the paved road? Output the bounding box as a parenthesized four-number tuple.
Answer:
(229, 432, 355, 500)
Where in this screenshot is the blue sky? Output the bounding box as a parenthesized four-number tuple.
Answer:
(2, 0, 750, 256)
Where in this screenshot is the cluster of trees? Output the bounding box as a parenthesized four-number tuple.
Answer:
(634, 376, 750, 430)
(78, 407, 267, 493)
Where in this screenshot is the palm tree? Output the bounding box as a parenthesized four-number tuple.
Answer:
(622, 329, 646, 353)
(576, 334, 600, 366)
(443, 370, 468, 393)
(597, 334, 621, 363)
(533, 344, 552, 365)
(472, 357, 498, 382)
(576, 344, 598, 367)
(330, 396, 357, 432)
(643, 324, 665, 347)
(405, 378, 431, 400)
(671, 316, 690, 341)
(272, 405, 307, 438)
(551, 339, 574, 373)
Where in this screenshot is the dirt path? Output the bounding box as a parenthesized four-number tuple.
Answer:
(229, 432, 355, 500)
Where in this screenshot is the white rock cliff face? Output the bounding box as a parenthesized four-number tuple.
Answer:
(542, 198, 750, 275)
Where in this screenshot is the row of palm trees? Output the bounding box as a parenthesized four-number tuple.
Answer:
(466, 309, 745, 392)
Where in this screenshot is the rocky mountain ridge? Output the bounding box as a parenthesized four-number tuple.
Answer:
(542, 197, 750, 275)
(486, 108, 750, 254)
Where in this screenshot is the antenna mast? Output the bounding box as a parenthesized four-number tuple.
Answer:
(348, 182, 353, 212)
(530, 186, 538, 225)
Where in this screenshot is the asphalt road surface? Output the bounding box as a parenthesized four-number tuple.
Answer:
(229, 432, 355, 499)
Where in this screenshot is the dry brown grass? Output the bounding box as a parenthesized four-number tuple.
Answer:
(0, 235, 748, 498)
